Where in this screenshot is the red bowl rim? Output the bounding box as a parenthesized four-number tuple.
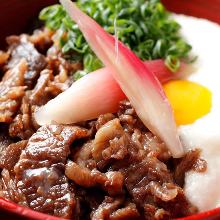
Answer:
(1, 197, 220, 220)
(0, 198, 63, 220)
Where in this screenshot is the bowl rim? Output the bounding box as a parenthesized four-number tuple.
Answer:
(0, 198, 62, 220)
(1, 197, 220, 220)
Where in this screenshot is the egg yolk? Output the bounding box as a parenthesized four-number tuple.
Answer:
(163, 80, 212, 125)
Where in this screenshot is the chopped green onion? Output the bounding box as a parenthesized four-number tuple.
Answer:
(39, 0, 192, 77)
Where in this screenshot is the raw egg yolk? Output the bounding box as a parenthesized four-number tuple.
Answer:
(163, 80, 212, 125)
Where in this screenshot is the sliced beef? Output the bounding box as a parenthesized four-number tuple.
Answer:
(131, 129, 171, 161)
(47, 44, 82, 77)
(0, 140, 27, 171)
(46, 65, 72, 96)
(0, 60, 27, 123)
(117, 154, 190, 218)
(46, 45, 82, 95)
(0, 23, 200, 219)
(0, 134, 27, 205)
(90, 197, 141, 220)
(90, 113, 196, 219)
(29, 69, 52, 106)
(109, 203, 140, 220)
(9, 66, 75, 140)
(9, 95, 35, 139)
(123, 146, 196, 218)
(9, 70, 52, 139)
(118, 100, 148, 134)
(7, 36, 47, 88)
(121, 157, 173, 201)
(117, 101, 171, 161)
(28, 28, 53, 53)
(0, 169, 27, 205)
(73, 140, 96, 169)
(143, 204, 169, 220)
(92, 118, 128, 169)
(91, 197, 124, 220)
(95, 113, 115, 130)
(14, 125, 89, 218)
(66, 161, 124, 196)
(174, 149, 207, 186)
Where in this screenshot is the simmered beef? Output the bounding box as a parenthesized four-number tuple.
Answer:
(7, 36, 47, 88)
(174, 149, 207, 186)
(0, 140, 27, 170)
(0, 29, 203, 220)
(45, 44, 82, 95)
(90, 116, 196, 219)
(13, 125, 89, 218)
(9, 95, 36, 139)
(47, 44, 82, 78)
(28, 28, 54, 53)
(28, 69, 52, 106)
(0, 169, 27, 205)
(0, 60, 27, 123)
(9, 70, 52, 139)
(66, 161, 124, 196)
(109, 202, 140, 220)
(73, 140, 96, 169)
(91, 197, 124, 220)
(92, 118, 128, 169)
(91, 197, 141, 220)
